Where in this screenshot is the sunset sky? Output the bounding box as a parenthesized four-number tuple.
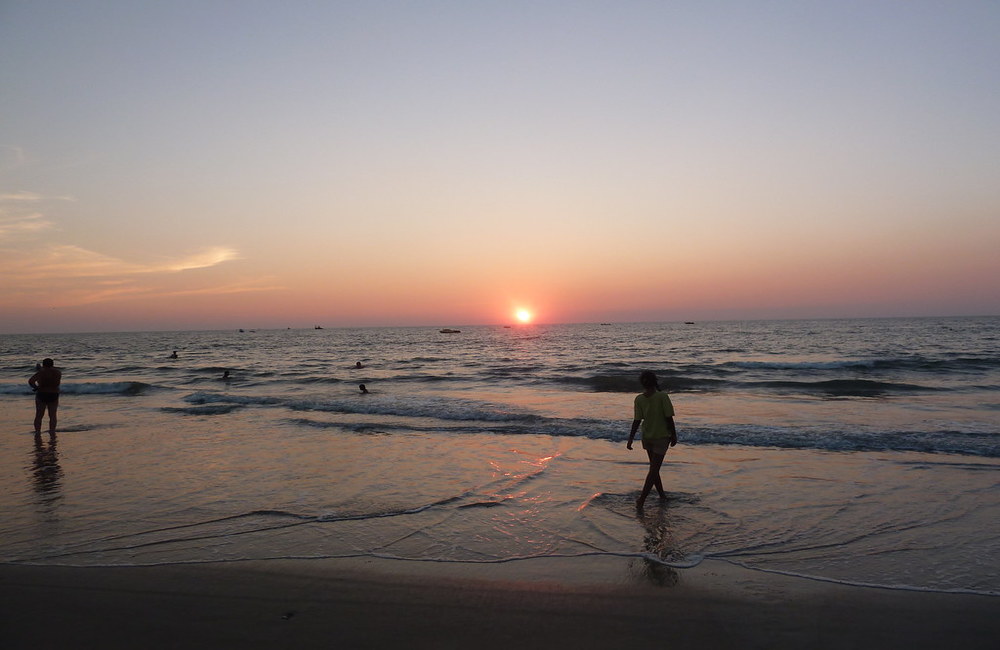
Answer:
(2, 1, 998, 333)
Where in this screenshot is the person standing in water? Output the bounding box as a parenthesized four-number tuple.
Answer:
(626, 370, 677, 509)
(29, 358, 62, 434)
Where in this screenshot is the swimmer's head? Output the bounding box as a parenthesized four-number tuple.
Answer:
(639, 370, 659, 391)
(42, 358, 54, 367)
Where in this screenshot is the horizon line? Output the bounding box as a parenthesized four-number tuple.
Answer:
(3, 313, 997, 337)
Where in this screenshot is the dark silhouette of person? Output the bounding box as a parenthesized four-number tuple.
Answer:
(359, 384, 369, 394)
(626, 371, 677, 509)
(221, 370, 230, 380)
(169, 350, 178, 358)
(28, 358, 61, 434)
(355, 361, 364, 369)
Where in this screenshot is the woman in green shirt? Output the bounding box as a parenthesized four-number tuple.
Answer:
(626, 371, 677, 509)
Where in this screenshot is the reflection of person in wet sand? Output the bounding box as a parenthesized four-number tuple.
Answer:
(634, 506, 680, 586)
(29, 358, 62, 434)
(32, 433, 63, 499)
(627, 370, 677, 509)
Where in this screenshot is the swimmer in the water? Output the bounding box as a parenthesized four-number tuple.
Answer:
(359, 384, 369, 394)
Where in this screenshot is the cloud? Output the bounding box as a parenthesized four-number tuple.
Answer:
(0, 213, 52, 238)
(0, 244, 141, 279)
(0, 145, 26, 171)
(0, 240, 252, 308)
(158, 278, 284, 298)
(0, 191, 76, 203)
(0, 243, 263, 308)
(0, 190, 73, 240)
(162, 246, 240, 272)
(0, 190, 264, 309)
(0, 191, 43, 201)
(1, 244, 242, 279)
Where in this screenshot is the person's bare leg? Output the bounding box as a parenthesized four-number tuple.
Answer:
(645, 449, 668, 498)
(46, 402, 57, 433)
(650, 449, 667, 499)
(637, 451, 666, 509)
(33, 401, 45, 433)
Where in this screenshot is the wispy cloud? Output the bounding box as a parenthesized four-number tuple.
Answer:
(0, 193, 260, 308)
(1, 243, 243, 279)
(0, 145, 26, 172)
(0, 213, 52, 238)
(0, 190, 72, 240)
(0, 191, 43, 201)
(0, 243, 260, 308)
(162, 246, 240, 272)
(158, 278, 284, 298)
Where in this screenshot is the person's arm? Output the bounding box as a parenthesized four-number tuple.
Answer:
(627, 419, 641, 450)
(28, 372, 39, 391)
(666, 416, 677, 447)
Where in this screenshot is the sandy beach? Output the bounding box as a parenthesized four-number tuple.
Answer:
(2, 557, 998, 649)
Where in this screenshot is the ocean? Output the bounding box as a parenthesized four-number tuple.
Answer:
(1, 317, 998, 595)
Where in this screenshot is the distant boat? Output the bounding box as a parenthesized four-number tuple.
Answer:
(238, 329, 245, 333)
(503, 325, 512, 329)
(314, 325, 323, 329)
(685, 321, 695, 325)
(439, 328, 461, 334)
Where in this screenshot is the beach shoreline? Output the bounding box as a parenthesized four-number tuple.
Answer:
(2, 557, 997, 649)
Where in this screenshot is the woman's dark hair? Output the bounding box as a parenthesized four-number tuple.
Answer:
(639, 370, 660, 391)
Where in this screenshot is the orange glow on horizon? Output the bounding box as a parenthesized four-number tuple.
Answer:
(515, 308, 533, 324)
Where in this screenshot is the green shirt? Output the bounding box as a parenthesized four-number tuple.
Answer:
(633, 391, 674, 440)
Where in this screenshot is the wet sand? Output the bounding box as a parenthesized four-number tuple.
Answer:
(2, 557, 997, 649)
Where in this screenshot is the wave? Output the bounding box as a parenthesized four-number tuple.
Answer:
(0, 381, 153, 396)
(684, 425, 1000, 457)
(178, 389, 1000, 457)
(571, 374, 729, 393)
(183, 391, 543, 424)
(162, 404, 244, 415)
(286, 420, 999, 460)
(68, 381, 154, 395)
(722, 355, 1000, 373)
(746, 379, 938, 396)
(573, 374, 941, 395)
(568, 354, 1000, 395)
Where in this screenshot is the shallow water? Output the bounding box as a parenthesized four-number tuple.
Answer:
(1, 318, 998, 594)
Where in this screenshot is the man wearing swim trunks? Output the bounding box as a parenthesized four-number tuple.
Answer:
(29, 358, 62, 434)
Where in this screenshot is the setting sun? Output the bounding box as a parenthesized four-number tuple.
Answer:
(515, 308, 533, 324)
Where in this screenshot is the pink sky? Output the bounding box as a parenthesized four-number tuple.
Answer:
(2, 3, 998, 333)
